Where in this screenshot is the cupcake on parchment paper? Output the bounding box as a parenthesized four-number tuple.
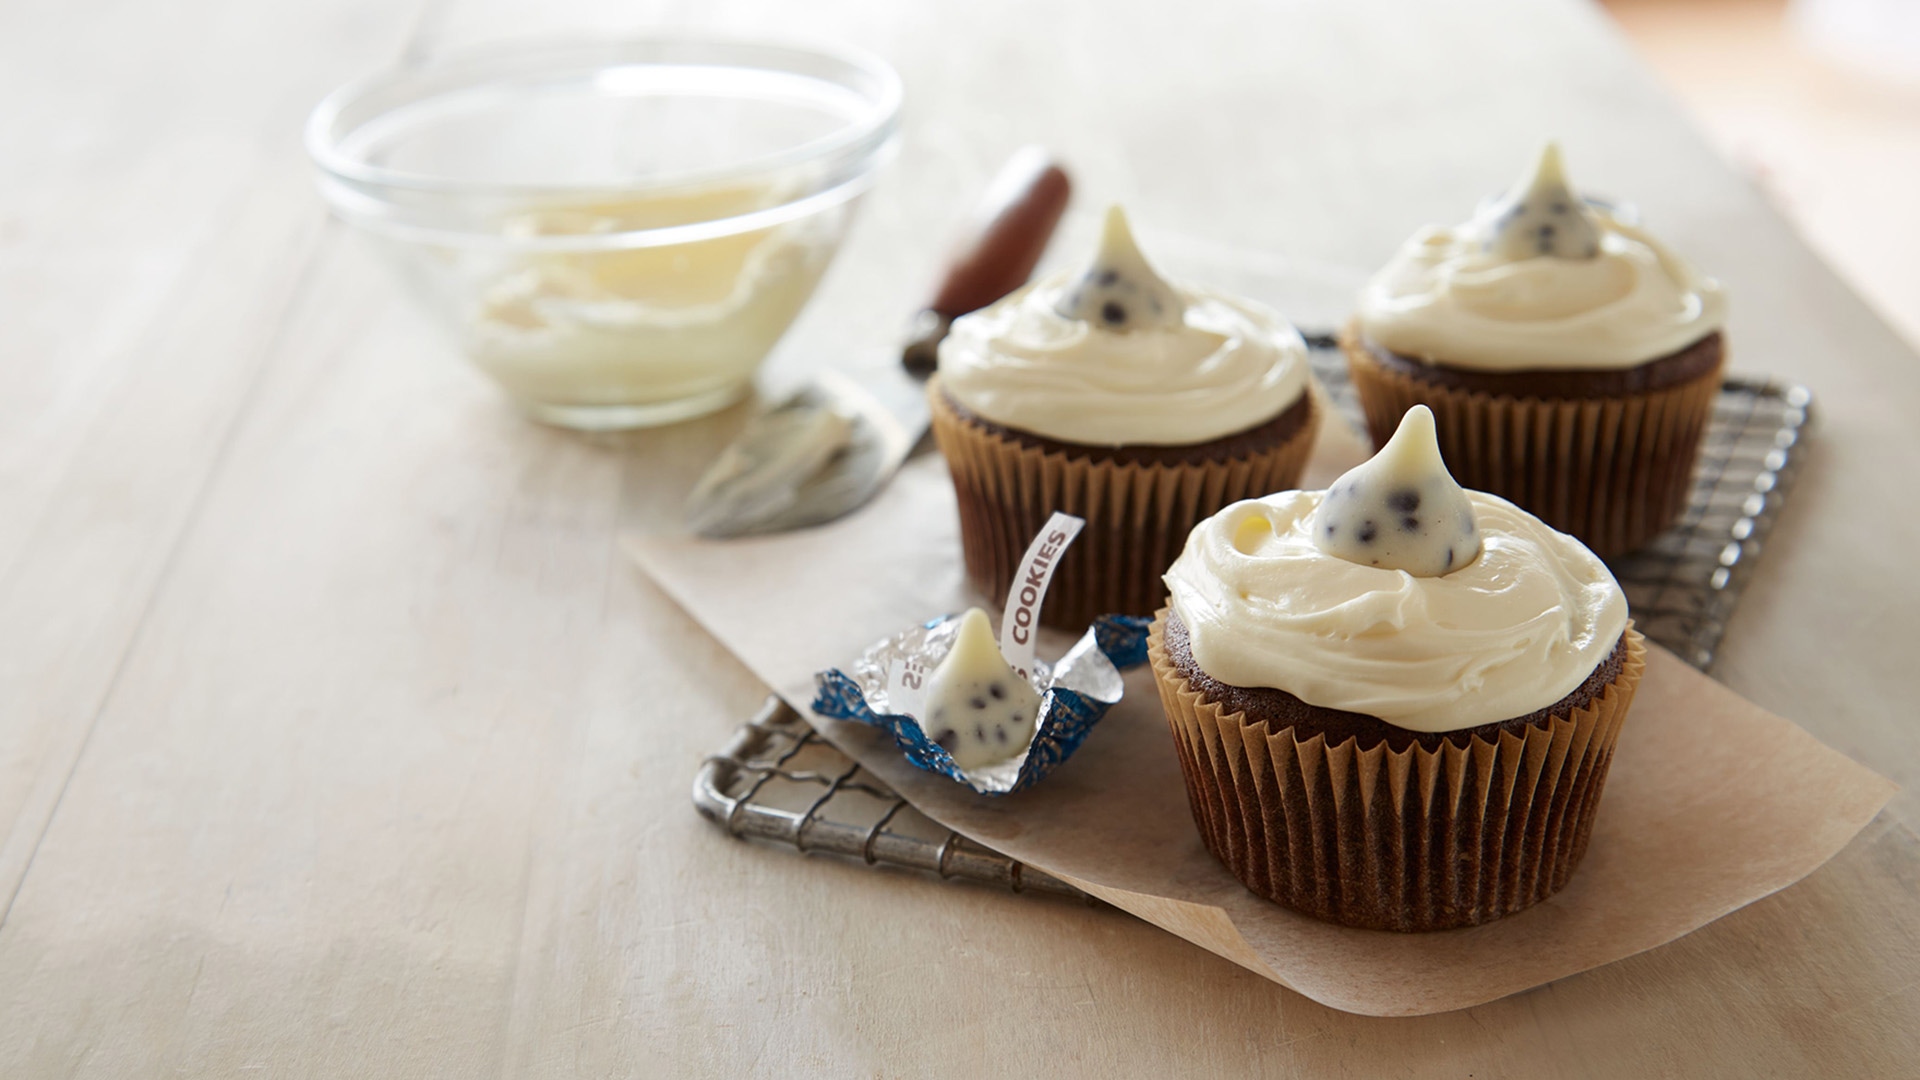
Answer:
(929, 206, 1319, 630)
(1149, 405, 1644, 932)
(1343, 142, 1727, 557)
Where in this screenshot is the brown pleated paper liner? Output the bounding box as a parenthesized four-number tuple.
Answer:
(927, 379, 1321, 630)
(1342, 331, 1723, 558)
(1148, 610, 1647, 932)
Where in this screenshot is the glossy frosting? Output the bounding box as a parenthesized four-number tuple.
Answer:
(938, 208, 1309, 447)
(1356, 143, 1726, 371)
(1313, 406, 1481, 577)
(1165, 489, 1628, 733)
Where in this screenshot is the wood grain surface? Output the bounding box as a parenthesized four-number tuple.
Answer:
(1, 0, 1916, 1075)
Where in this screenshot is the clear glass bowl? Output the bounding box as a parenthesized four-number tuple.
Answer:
(307, 36, 902, 429)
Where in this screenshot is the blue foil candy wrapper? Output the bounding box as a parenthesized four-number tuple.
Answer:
(812, 614, 1151, 796)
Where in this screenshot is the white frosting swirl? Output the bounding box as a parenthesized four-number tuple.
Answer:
(937, 272, 1310, 446)
(1165, 489, 1627, 732)
(1356, 209, 1727, 371)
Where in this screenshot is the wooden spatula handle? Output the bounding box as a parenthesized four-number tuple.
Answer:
(902, 147, 1071, 376)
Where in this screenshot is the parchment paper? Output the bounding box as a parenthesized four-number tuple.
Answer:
(626, 419, 1896, 1017)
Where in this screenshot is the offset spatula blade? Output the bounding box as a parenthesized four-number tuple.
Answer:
(685, 371, 917, 538)
(683, 147, 1070, 539)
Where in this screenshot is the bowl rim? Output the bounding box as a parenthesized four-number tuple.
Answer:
(311, 157, 889, 252)
(305, 32, 903, 200)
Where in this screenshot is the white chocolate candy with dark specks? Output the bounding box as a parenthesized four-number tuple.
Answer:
(1052, 205, 1185, 331)
(1482, 142, 1602, 261)
(1311, 405, 1481, 577)
(920, 608, 1042, 769)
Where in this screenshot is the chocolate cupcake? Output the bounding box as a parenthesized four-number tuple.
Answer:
(1343, 143, 1727, 557)
(930, 206, 1319, 629)
(1150, 406, 1644, 932)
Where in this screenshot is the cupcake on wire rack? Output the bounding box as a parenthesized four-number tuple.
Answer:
(1342, 142, 1727, 556)
(1149, 405, 1644, 932)
(929, 206, 1320, 629)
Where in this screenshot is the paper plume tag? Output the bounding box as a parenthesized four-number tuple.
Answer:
(882, 512, 1083, 715)
(998, 512, 1084, 681)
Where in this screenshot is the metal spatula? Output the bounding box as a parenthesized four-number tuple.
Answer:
(685, 147, 1072, 538)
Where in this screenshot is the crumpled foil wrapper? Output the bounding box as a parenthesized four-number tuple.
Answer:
(812, 614, 1151, 795)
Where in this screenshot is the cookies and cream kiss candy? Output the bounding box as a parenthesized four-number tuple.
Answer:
(1482, 142, 1602, 261)
(920, 608, 1043, 769)
(1053, 205, 1185, 332)
(1312, 405, 1481, 577)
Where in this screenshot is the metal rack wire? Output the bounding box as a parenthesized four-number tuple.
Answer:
(693, 696, 1093, 901)
(693, 364, 1813, 902)
(1607, 377, 1812, 669)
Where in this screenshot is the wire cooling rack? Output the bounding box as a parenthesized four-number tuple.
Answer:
(1606, 378, 1812, 668)
(694, 353, 1813, 902)
(693, 696, 1095, 902)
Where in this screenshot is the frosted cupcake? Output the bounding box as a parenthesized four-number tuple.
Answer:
(1343, 143, 1727, 556)
(930, 206, 1319, 630)
(1149, 406, 1644, 931)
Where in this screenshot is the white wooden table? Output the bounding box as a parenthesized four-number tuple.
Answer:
(3, 0, 1917, 1075)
